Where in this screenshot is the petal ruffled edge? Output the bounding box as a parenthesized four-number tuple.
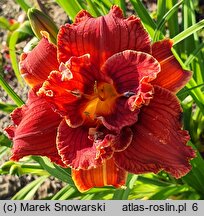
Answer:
(57, 119, 115, 170)
(101, 50, 160, 94)
(38, 54, 106, 127)
(57, 6, 151, 67)
(96, 97, 139, 131)
(114, 85, 196, 178)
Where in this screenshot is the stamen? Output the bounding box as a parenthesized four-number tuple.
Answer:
(70, 89, 81, 97)
(94, 81, 105, 101)
(94, 81, 98, 94)
(123, 91, 135, 97)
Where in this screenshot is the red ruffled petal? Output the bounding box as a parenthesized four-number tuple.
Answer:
(4, 88, 64, 166)
(127, 81, 154, 111)
(101, 50, 160, 94)
(97, 97, 138, 131)
(151, 39, 192, 93)
(95, 50, 160, 131)
(38, 54, 106, 127)
(58, 6, 151, 68)
(57, 119, 115, 170)
(113, 127, 133, 152)
(72, 158, 127, 192)
(20, 37, 59, 87)
(38, 69, 85, 127)
(114, 86, 195, 178)
(89, 125, 133, 152)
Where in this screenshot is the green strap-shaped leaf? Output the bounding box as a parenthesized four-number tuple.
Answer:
(92, 0, 112, 14)
(156, 0, 166, 23)
(12, 175, 48, 200)
(0, 16, 11, 30)
(153, 0, 183, 42)
(15, 0, 31, 12)
(55, 0, 83, 21)
(86, 0, 101, 17)
(137, 176, 172, 187)
(0, 132, 12, 148)
(166, 0, 180, 38)
(0, 147, 10, 172)
(0, 74, 24, 106)
(0, 102, 17, 113)
(112, 174, 138, 200)
(9, 31, 24, 86)
(184, 43, 204, 66)
(149, 185, 189, 200)
(173, 19, 204, 45)
(172, 49, 204, 114)
(9, 21, 33, 87)
(33, 156, 74, 186)
(129, 0, 156, 39)
(182, 142, 204, 196)
(181, 0, 204, 85)
(52, 185, 78, 200)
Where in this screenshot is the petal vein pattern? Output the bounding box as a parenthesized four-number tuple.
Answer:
(39, 50, 160, 131)
(57, 6, 151, 68)
(5, 88, 64, 167)
(19, 37, 59, 87)
(114, 86, 196, 178)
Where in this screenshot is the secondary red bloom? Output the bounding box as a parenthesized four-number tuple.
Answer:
(5, 6, 195, 192)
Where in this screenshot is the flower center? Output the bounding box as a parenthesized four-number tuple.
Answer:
(83, 82, 119, 120)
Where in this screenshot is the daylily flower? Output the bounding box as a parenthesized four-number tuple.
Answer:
(5, 6, 195, 192)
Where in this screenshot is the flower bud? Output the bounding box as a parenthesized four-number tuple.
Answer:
(27, 8, 58, 44)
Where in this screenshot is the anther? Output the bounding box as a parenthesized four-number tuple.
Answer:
(123, 91, 135, 97)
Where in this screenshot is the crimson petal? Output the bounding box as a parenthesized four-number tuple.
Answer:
(114, 86, 195, 178)
(101, 50, 160, 94)
(97, 50, 160, 131)
(57, 119, 115, 170)
(97, 97, 138, 131)
(113, 127, 133, 152)
(58, 6, 151, 68)
(151, 39, 192, 93)
(4, 88, 64, 166)
(20, 37, 59, 87)
(38, 54, 104, 127)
